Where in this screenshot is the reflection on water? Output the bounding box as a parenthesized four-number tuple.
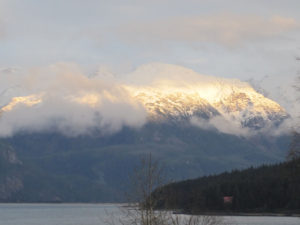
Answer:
(0, 204, 298, 225)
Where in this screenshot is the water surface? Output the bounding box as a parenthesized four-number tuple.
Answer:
(0, 203, 299, 225)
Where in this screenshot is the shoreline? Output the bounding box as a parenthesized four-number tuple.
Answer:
(0, 202, 299, 217)
(176, 211, 300, 217)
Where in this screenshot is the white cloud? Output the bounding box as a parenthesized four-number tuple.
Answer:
(190, 116, 251, 137)
(190, 115, 294, 138)
(0, 63, 147, 137)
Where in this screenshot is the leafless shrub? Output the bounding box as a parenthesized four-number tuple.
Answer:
(170, 214, 227, 225)
(106, 153, 227, 225)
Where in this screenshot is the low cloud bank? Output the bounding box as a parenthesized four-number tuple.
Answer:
(190, 115, 293, 137)
(190, 116, 251, 137)
(0, 63, 147, 137)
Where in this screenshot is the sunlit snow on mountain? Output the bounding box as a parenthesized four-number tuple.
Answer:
(0, 63, 290, 137)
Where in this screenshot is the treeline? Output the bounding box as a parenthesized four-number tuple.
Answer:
(152, 158, 300, 213)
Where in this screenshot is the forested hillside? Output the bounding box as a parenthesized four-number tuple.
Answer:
(152, 158, 300, 213)
(0, 121, 287, 203)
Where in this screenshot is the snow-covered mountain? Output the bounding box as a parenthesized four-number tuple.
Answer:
(0, 63, 289, 136)
(124, 63, 288, 131)
(0, 64, 292, 202)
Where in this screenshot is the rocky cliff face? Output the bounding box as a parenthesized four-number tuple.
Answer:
(0, 143, 22, 165)
(0, 142, 23, 200)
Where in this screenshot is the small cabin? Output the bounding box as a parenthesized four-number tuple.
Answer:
(223, 196, 233, 204)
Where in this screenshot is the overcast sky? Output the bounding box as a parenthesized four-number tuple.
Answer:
(0, 0, 300, 104)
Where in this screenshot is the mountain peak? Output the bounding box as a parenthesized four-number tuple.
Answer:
(124, 63, 287, 131)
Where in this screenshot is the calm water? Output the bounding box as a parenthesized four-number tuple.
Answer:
(0, 203, 299, 225)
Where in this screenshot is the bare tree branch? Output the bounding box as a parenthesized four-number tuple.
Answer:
(106, 153, 227, 225)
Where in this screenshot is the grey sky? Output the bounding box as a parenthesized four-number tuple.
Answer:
(0, 0, 300, 105)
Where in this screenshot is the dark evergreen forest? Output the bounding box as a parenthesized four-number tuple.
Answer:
(152, 158, 300, 213)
